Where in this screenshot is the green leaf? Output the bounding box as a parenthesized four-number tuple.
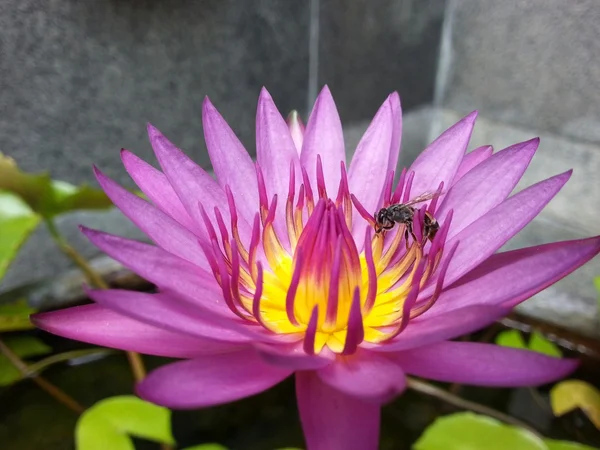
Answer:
(0, 298, 37, 332)
(529, 331, 562, 357)
(495, 329, 527, 349)
(495, 329, 562, 357)
(0, 154, 52, 212)
(0, 191, 41, 281)
(413, 412, 546, 450)
(551, 380, 600, 429)
(76, 396, 175, 450)
(0, 153, 113, 218)
(49, 180, 113, 215)
(0, 336, 52, 386)
(545, 440, 598, 450)
(181, 445, 229, 450)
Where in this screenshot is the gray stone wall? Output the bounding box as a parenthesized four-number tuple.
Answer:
(438, 0, 600, 144)
(1, 0, 445, 291)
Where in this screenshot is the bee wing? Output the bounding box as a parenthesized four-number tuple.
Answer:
(403, 191, 442, 207)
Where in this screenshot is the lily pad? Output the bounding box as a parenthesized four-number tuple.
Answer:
(76, 396, 175, 450)
(545, 440, 597, 450)
(0, 335, 52, 386)
(0, 153, 112, 218)
(495, 329, 562, 357)
(413, 412, 546, 450)
(551, 380, 600, 429)
(0, 191, 41, 281)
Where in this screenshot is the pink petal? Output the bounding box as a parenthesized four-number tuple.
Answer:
(453, 145, 493, 184)
(256, 88, 301, 243)
(426, 170, 572, 294)
(136, 349, 291, 409)
(202, 98, 259, 224)
(373, 305, 508, 352)
(408, 111, 477, 196)
(348, 95, 394, 239)
(88, 289, 252, 344)
(147, 125, 249, 242)
(31, 304, 230, 358)
(80, 227, 231, 317)
(287, 110, 305, 154)
(120, 150, 197, 232)
(387, 92, 402, 174)
(429, 236, 600, 316)
(300, 86, 345, 197)
(94, 167, 210, 270)
(317, 350, 406, 404)
(438, 138, 538, 239)
(296, 371, 380, 450)
(254, 342, 333, 370)
(391, 341, 578, 386)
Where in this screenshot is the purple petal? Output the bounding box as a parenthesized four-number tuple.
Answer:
(317, 350, 406, 404)
(80, 227, 230, 315)
(137, 349, 291, 409)
(296, 371, 380, 450)
(287, 110, 305, 154)
(373, 305, 508, 352)
(429, 236, 600, 316)
(300, 86, 345, 197)
(31, 304, 230, 358)
(387, 92, 402, 173)
(348, 95, 394, 239)
(147, 125, 250, 243)
(88, 288, 252, 344)
(256, 88, 301, 242)
(202, 98, 259, 224)
(408, 111, 477, 196)
(391, 341, 578, 386)
(453, 145, 493, 184)
(255, 342, 333, 370)
(94, 167, 210, 270)
(425, 171, 572, 293)
(438, 138, 538, 239)
(120, 150, 198, 232)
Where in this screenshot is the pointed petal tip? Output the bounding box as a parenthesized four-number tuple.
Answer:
(259, 86, 272, 100)
(465, 110, 478, 123)
(388, 91, 401, 105)
(146, 122, 161, 138)
(202, 95, 215, 113)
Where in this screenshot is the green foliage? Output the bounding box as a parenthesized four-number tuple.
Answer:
(495, 329, 562, 357)
(0, 191, 41, 281)
(76, 396, 175, 450)
(0, 335, 52, 386)
(414, 412, 598, 450)
(413, 412, 546, 450)
(545, 440, 597, 450)
(551, 380, 600, 429)
(0, 154, 113, 218)
(0, 298, 36, 332)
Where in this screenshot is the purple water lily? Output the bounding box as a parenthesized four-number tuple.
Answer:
(33, 86, 599, 450)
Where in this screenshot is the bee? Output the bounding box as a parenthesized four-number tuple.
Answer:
(374, 192, 440, 244)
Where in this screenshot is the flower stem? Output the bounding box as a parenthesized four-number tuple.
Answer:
(44, 218, 108, 289)
(405, 376, 542, 438)
(0, 338, 85, 414)
(43, 218, 146, 381)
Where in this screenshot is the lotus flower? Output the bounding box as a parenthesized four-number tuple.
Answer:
(33, 86, 599, 450)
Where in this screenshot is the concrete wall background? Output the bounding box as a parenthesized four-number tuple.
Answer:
(2, 0, 599, 339)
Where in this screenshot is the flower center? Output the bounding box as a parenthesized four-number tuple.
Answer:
(200, 159, 452, 355)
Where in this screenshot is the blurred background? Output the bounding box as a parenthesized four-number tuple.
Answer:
(2, 0, 599, 340)
(1, 2, 600, 449)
